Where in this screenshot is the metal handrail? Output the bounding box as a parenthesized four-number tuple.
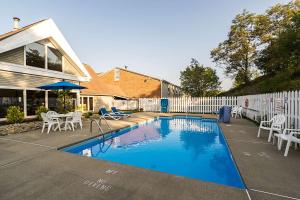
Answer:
(90, 117, 111, 135)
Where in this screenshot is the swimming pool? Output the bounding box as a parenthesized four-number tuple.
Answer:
(63, 117, 245, 189)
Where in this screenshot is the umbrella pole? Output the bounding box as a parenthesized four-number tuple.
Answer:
(63, 90, 66, 112)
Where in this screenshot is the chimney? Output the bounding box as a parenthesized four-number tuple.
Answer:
(13, 17, 20, 30)
(124, 65, 128, 69)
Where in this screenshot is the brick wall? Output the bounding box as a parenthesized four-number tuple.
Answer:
(98, 69, 161, 98)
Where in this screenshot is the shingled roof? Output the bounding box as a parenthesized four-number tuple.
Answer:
(0, 19, 46, 41)
(81, 64, 127, 98)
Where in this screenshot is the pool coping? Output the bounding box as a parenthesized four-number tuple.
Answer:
(217, 122, 248, 190)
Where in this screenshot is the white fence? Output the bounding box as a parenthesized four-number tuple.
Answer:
(237, 91, 300, 129)
(123, 90, 300, 129)
(139, 97, 237, 113)
(139, 98, 161, 112)
(112, 100, 139, 110)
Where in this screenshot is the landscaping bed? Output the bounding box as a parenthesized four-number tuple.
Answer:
(0, 121, 42, 136)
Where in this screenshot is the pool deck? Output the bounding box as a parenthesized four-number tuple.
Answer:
(0, 112, 299, 200)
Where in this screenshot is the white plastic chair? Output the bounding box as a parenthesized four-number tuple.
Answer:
(257, 114, 286, 142)
(66, 111, 83, 131)
(274, 129, 300, 156)
(231, 106, 238, 117)
(41, 112, 61, 134)
(232, 106, 242, 118)
(46, 111, 58, 117)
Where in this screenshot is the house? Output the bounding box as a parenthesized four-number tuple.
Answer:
(98, 67, 182, 98)
(80, 64, 128, 112)
(0, 18, 90, 119)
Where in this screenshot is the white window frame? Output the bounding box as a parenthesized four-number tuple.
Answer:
(114, 69, 120, 81)
(79, 96, 94, 112)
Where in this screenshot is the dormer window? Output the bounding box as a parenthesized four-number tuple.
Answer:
(25, 42, 45, 69)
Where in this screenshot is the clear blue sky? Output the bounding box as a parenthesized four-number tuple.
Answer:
(0, 0, 289, 90)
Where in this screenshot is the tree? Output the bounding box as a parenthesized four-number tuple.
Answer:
(211, 1, 299, 85)
(255, 14, 300, 74)
(254, 1, 299, 47)
(180, 59, 220, 97)
(211, 10, 257, 85)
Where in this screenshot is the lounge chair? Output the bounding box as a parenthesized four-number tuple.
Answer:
(99, 108, 122, 120)
(257, 114, 286, 142)
(274, 128, 300, 156)
(111, 107, 130, 118)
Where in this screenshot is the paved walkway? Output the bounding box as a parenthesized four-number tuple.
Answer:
(0, 112, 299, 200)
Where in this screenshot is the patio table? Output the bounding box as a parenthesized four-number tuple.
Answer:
(51, 113, 73, 131)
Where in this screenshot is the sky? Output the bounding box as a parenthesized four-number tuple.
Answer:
(0, 0, 290, 90)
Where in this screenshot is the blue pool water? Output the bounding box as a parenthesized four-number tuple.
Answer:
(63, 117, 245, 189)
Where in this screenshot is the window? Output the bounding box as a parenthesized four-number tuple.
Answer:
(48, 91, 77, 112)
(89, 97, 93, 111)
(27, 91, 45, 116)
(83, 97, 88, 111)
(48, 91, 58, 111)
(114, 69, 120, 81)
(47, 47, 62, 72)
(26, 42, 45, 69)
(0, 89, 23, 118)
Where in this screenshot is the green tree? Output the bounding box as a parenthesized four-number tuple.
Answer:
(211, 10, 257, 85)
(211, 1, 299, 85)
(180, 59, 220, 97)
(255, 14, 300, 74)
(254, 1, 299, 46)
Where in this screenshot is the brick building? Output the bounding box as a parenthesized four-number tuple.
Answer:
(98, 67, 182, 98)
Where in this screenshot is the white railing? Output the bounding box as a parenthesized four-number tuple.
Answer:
(237, 91, 300, 129)
(139, 97, 237, 113)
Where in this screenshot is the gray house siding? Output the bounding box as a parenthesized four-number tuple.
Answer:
(0, 47, 24, 65)
(0, 70, 62, 88)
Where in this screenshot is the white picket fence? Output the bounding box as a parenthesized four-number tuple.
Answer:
(130, 90, 300, 129)
(139, 97, 237, 113)
(112, 100, 139, 110)
(237, 91, 300, 129)
(139, 98, 161, 112)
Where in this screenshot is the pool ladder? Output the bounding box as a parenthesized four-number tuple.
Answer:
(90, 117, 111, 135)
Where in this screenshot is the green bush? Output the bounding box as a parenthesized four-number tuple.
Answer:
(6, 106, 24, 124)
(35, 106, 48, 120)
(83, 112, 93, 119)
(57, 91, 74, 113)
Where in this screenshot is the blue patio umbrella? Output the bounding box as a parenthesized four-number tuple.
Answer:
(38, 81, 87, 111)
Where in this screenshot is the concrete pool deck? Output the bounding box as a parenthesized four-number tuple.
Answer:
(0, 112, 299, 200)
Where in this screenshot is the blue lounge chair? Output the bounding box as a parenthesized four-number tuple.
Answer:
(99, 108, 123, 120)
(111, 107, 130, 118)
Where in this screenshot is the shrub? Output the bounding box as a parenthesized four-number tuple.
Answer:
(57, 91, 74, 113)
(83, 112, 93, 119)
(6, 106, 24, 124)
(35, 106, 48, 120)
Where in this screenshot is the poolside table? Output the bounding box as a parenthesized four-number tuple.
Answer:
(52, 113, 73, 131)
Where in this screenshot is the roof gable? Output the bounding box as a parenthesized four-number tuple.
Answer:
(99, 67, 181, 88)
(81, 64, 127, 98)
(0, 19, 91, 80)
